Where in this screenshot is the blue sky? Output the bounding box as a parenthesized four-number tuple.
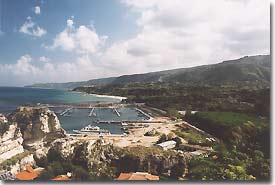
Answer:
(0, 0, 138, 63)
(0, 0, 270, 86)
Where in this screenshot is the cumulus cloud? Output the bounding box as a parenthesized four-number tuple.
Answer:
(67, 19, 74, 27)
(0, 1, 270, 85)
(0, 55, 41, 85)
(47, 19, 107, 54)
(39, 56, 51, 62)
(0, 54, 115, 86)
(19, 17, 46, 37)
(34, 6, 41, 15)
(99, 0, 269, 74)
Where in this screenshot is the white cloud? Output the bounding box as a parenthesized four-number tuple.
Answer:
(0, 54, 115, 86)
(67, 19, 74, 27)
(34, 6, 41, 15)
(47, 19, 107, 54)
(0, 1, 270, 85)
(39, 56, 51, 62)
(19, 17, 46, 37)
(99, 0, 269, 74)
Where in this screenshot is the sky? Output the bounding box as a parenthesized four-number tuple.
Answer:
(0, 0, 270, 86)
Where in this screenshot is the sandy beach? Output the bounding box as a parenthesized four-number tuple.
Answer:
(89, 94, 127, 101)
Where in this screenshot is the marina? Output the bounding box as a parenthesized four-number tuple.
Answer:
(48, 104, 152, 134)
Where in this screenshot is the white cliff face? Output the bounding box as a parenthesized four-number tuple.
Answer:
(10, 106, 65, 144)
(39, 110, 62, 133)
(0, 107, 66, 174)
(0, 121, 24, 162)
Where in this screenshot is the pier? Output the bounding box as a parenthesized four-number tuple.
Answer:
(135, 108, 152, 120)
(60, 107, 73, 116)
(113, 108, 121, 117)
(89, 107, 96, 117)
(97, 121, 122, 124)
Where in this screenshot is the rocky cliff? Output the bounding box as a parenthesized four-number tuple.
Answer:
(0, 114, 35, 175)
(8, 106, 66, 157)
(52, 139, 186, 179)
(0, 106, 66, 175)
(0, 114, 24, 163)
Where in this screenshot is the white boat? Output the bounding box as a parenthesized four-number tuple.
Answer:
(73, 125, 110, 135)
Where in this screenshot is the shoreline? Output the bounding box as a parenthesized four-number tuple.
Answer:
(89, 93, 127, 101)
(26, 86, 127, 101)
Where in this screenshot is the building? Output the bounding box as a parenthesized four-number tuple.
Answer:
(52, 175, 71, 181)
(156, 140, 176, 150)
(115, 172, 159, 180)
(52, 172, 71, 180)
(15, 165, 38, 180)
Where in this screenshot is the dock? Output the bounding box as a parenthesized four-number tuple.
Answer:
(60, 107, 73, 116)
(97, 121, 122, 124)
(113, 108, 121, 117)
(89, 107, 96, 117)
(135, 108, 152, 120)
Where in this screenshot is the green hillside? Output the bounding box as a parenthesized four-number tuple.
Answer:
(27, 55, 271, 89)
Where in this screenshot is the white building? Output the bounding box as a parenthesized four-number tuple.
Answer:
(156, 140, 176, 150)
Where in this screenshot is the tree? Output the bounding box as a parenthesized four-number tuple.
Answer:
(38, 168, 55, 180)
(247, 150, 270, 180)
(172, 137, 182, 147)
(72, 143, 89, 170)
(50, 161, 65, 176)
(34, 156, 48, 168)
(47, 148, 63, 163)
(156, 134, 168, 144)
(166, 107, 180, 119)
(116, 154, 140, 173)
(221, 165, 255, 180)
(72, 166, 91, 181)
(170, 160, 185, 179)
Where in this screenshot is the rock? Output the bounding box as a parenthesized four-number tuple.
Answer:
(8, 154, 35, 175)
(51, 137, 78, 158)
(8, 106, 66, 156)
(0, 116, 24, 163)
(144, 128, 158, 136)
(65, 140, 187, 179)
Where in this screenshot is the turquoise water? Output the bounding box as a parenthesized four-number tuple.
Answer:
(0, 87, 120, 113)
(0, 87, 146, 134)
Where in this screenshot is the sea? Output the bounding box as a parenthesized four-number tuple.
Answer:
(0, 87, 147, 134)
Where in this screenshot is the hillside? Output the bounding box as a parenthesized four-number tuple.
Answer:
(111, 55, 270, 85)
(27, 55, 271, 89)
(26, 77, 117, 90)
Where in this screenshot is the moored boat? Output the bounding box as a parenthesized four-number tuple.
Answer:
(73, 125, 110, 135)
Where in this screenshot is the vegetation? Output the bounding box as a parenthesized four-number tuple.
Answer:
(186, 148, 269, 181)
(31, 55, 270, 90)
(184, 111, 268, 146)
(172, 126, 212, 146)
(74, 83, 270, 117)
(0, 150, 30, 171)
(0, 121, 10, 136)
(183, 111, 270, 180)
(36, 147, 96, 181)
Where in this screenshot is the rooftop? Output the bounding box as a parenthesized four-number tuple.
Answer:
(15, 165, 38, 180)
(156, 140, 176, 148)
(52, 175, 71, 181)
(115, 172, 159, 181)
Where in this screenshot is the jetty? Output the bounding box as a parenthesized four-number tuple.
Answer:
(89, 107, 96, 117)
(60, 107, 73, 116)
(135, 108, 152, 120)
(97, 121, 122, 124)
(113, 108, 121, 117)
